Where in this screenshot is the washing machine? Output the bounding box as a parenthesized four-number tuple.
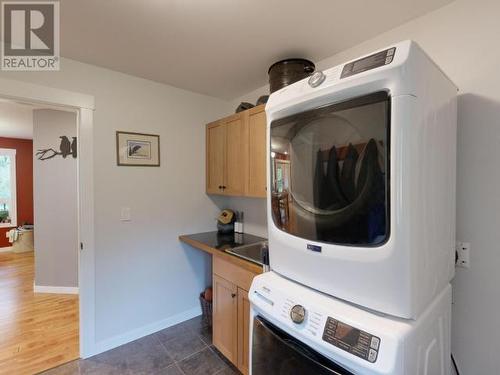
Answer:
(266, 40, 458, 319)
(249, 272, 451, 375)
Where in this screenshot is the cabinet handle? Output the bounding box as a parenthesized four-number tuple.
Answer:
(218, 185, 223, 189)
(222, 185, 227, 189)
(231, 293, 236, 298)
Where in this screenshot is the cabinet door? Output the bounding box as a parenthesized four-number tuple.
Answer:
(206, 121, 225, 194)
(213, 274, 238, 364)
(237, 288, 251, 375)
(224, 114, 247, 196)
(247, 106, 267, 197)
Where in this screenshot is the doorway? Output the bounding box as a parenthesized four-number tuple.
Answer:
(0, 78, 96, 373)
(0, 101, 80, 373)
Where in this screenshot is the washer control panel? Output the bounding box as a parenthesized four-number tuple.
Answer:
(341, 47, 396, 79)
(322, 317, 381, 363)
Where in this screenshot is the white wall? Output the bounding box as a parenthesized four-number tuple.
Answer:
(233, 0, 500, 373)
(33, 109, 78, 288)
(0, 59, 233, 346)
(0, 101, 33, 139)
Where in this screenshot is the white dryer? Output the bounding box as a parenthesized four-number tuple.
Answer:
(265, 40, 458, 319)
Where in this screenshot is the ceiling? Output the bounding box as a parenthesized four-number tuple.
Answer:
(60, 0, 454, 99)
(0, 101, 34, 140)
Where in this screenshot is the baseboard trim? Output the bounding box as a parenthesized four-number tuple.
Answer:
(0, 246, 12, 253)
(87, 306, 202, 358)
(34, 285, 79, 294)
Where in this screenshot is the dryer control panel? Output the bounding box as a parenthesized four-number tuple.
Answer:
(322, 317, 380, 363)
(341, 47, 396, 79)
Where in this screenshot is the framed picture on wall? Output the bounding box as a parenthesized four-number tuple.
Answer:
(116, 131, 160, 167)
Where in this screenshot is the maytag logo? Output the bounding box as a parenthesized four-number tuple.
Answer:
(307, 244, 322, 253)
(1, 1, 60, 71)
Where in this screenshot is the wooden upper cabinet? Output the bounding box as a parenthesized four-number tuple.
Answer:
(224, 114, 248, 196)
(206, 105, 267, 197)
(206, 120, 226, 194)
(213, 274, 238, 364)
(247, 106, 267, 198)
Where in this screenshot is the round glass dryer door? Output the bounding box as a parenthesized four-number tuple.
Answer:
(270, 91, 390, 246)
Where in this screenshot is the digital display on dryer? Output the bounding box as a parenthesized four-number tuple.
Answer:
(322, 317, 380, 363)
(341, 47, 396, 79)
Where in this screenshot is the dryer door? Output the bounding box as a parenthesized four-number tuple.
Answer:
(252, 316, 353, 375)
(270, 91, 390, 246)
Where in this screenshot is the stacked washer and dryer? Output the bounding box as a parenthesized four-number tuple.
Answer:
(249, 41, 457, 375)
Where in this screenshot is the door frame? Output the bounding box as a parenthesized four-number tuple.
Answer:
(0, 76, 96, 358)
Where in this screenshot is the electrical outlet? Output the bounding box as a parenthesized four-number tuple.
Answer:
(456, 242, 470, 268)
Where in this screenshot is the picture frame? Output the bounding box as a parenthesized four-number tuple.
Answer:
(116, 131, 160, 167)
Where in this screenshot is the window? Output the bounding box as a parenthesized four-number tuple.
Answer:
(0, 148, 17, 228)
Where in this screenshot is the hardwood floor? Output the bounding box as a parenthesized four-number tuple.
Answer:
(0, 251, 79, 375)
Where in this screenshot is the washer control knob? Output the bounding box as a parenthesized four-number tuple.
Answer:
(308, 71, 326, 87)
(290, 305, 306, 324)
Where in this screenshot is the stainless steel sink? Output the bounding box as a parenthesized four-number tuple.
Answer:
(225, 241, 267, 266)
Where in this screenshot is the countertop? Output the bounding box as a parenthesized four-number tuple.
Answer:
(179, 231, 266, 274)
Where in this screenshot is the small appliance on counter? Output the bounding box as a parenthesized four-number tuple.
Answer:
(217, 209, 236, 234)
(234, 211, 244, 233)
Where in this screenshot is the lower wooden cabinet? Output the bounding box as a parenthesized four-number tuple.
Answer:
(237, 288, 251, 375)
(212, 257, 257, 375)
(212, 274, 238, 363)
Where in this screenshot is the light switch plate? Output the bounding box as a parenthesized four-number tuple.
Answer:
(120, 207, 131, 221)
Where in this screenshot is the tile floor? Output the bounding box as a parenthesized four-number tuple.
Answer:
(41, 316, 241, 375)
